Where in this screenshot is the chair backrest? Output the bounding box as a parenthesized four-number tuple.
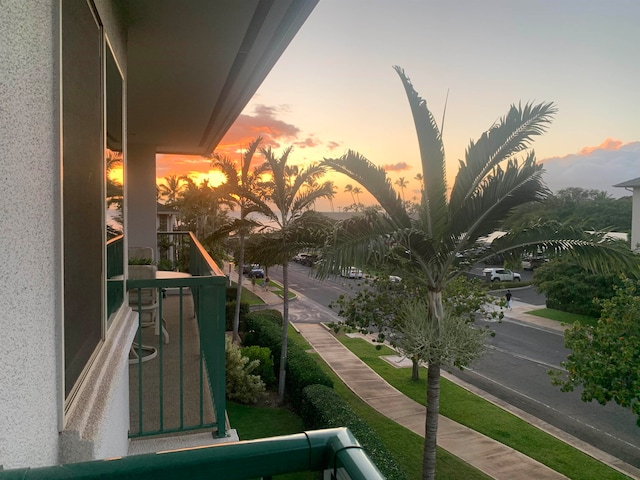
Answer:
(128, 246, 155, 264)
(128, 264, 158, 307)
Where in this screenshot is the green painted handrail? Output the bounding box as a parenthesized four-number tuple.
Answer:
(0, 428, 384, 480)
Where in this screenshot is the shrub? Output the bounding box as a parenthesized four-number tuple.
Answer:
(242, 310, 333, 408)
(241, 345, 276, 388)
(225, 287, 237, 301)
(300, 384, 407, 480)
(225, 300, 250, 331)
(225, 336, 266, 404)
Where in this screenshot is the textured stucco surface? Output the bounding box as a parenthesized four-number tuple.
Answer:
(0, 0, 61, 469)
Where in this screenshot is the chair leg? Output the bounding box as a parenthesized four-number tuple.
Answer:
(129, 342, 157, 364)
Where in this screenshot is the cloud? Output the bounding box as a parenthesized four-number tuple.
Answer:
(212, 104, 302, 158)
(327, 141, 341, 151)
(294, 135, 320, 149)
(541, 140, 640, 197)
(382, 162, 411, 172)
(577, 137, 624, 156)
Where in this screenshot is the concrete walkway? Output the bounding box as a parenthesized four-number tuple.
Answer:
(296, 322, 566, 480)
(230, 269, 639, 479)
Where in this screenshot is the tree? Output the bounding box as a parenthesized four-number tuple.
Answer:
(550, 277, 640, 426)
(212, 137, 269, 342)
(259, 146, 335, 402)
(533, 258, 623, 317)
(394, 176, 409, 202)
(320, 66, 638, 480)
(331, 276, 502, 380)
(158, 174, 187, 205)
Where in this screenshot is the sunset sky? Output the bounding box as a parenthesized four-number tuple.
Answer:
(157, 0, 640, 211)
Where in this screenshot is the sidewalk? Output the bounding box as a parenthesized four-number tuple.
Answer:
(228, 268, 639, 479)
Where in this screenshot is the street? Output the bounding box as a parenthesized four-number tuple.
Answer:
(268, 262, 640, 468)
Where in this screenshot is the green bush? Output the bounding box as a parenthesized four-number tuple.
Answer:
(225, 336, 266, 404)
(242, 310, 333, 409)
(225, 287, 237, 301)
(300, 384, 407, 480)
(225, 300, 250, 331)
(241, 345, 276, 388)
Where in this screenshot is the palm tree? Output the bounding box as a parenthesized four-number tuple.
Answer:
(259, 146, 334, 402)
(394, 176, 409, 202)
(322, 66, 637, 480)
(351, 186, 362, 209)
(414, 172, 424, 191)
(344, 183, 355, 205)
(212, 137, 269, 342)
(158, 174, 186, 205)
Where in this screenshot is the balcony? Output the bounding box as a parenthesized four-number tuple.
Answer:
(1, 428, 383, 479)
(114, 232, 228, 442)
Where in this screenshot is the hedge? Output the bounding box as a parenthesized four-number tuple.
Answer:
(242, 309, 333, 410)
(225, 300, 250, 332)
(300, 384, 407, 480)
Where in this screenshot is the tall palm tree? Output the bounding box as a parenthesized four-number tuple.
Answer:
(259, 146, 334, 402)
(344, 183, 355, 205)
(212, 137, 269, 342)
(158, 174, 186, 205)
(322, 66, 637, 480)
(394, 176, 409, 202)
(351, 186, 362, 208)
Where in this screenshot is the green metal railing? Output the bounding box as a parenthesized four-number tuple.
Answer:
(128, 232, 227, 439)
(0, 428, 384, 479)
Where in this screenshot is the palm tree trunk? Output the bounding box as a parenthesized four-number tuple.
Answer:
(232, 230, 245, 343)
(411, 356, 420, 380)
(422, 289, 444, 479)
(423, 360, 441, 480)
(277, 259, 289, 403)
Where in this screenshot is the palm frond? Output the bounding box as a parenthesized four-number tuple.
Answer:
(451, 152, 549, 245)
(317, 210, 400, 280)
(450, 101, 556, 214)
(490, 223, 640, 276)
(393, 66, 448, 237)
(323, 150, 410, 227)
(241, 137, 263, 180)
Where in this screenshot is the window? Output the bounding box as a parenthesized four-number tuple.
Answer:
(61, 1, 126, 400)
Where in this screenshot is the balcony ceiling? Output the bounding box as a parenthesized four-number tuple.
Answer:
(126, 0, 317, 156)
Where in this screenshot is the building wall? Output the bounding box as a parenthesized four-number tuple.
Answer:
(0, 0, 61, 469)
(0, 0, 136, 469)
(632, 189, 640, 251)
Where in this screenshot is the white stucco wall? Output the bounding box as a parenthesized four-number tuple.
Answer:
(0, 0, 61, 469)
(632, 189, 640, 251)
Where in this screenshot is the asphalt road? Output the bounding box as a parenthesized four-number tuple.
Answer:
(268, 262, 640, 468)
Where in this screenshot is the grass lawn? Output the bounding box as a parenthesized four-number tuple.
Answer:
(226, 400, 317, 480)
(230, 281, 265, 305)
(526, 307, 599, 327)
(338, 335, 630, 480)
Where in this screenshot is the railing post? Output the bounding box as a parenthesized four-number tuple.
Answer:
(197, 277, 227, 437)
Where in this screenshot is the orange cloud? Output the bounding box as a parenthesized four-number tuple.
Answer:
(382, 162, 411, 172)
(577, 138, 623, 156)
(213, 104, 302, 158)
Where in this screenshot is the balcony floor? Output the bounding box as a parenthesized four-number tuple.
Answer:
(128, 291, 217, 439)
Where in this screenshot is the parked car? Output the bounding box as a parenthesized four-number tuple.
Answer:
(482, 267, 521, 282)
(248, 267, 265, 278)
(340, 266, 363, 279)
(521, 256, 547, 271)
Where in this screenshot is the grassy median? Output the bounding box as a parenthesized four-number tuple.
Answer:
(337, 335, 631, 480)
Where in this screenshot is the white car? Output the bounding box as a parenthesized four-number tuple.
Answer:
(482, 267, 521, 282)
(341, 266, 363, 279)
